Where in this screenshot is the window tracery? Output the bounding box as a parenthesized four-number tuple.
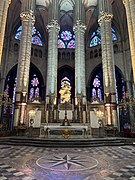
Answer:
(15, 26, 43, 46)
(58, 30, 75, 49)
(90, 27, 118, 47)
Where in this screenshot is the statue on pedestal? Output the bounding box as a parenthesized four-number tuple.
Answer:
(59, 78, 71, 104)
(59, 77, 71, 126)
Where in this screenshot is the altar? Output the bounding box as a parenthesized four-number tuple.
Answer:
(42, 125, 88, 138)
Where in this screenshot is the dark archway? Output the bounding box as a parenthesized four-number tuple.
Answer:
(4, 63, 44, 100)
(88, 65, 126, 102)
(57, 65, 75, 104)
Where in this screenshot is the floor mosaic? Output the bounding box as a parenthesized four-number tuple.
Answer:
(0, 145, 135, 179)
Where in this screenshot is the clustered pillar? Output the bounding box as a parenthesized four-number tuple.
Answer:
(14, 0, 35, 126)
(45, 0, 60, 123)
(123, 0, 135, 95)
(74, 0, 86, 123)
(98, 0, 117, 127)
(0, 0, 11, 85)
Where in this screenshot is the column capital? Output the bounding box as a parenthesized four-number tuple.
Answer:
(98, 11, 113, 25)
(47, 19, 60, 33)
(20, 11, 35, 24)
(73, 20, 86, 33)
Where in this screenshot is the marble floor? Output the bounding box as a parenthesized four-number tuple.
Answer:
(0, 144, 135, 180)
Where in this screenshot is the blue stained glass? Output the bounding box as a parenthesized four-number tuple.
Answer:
(15, 31, 22, 40)
(35, 87, 39, 97)
(97, 89, 102, 101)
(58, 39, 66, 48)
(92, 76, 102, 101)
(67, 40, 75, 48)
(93, 76, 101, 87)
(29, 74, 40, 101)
(29, 88, 34, 101)
(90, 27, 118, 47)
(90, 36, 101, 47)
(61, 31, 72, 41)
(31, 75, 39, 87)
(91, 32, 96, 39)
(112, 33, 117, 41)
(92, 88, 96, 97)
(32, 27, 37, 35)
(32, 35, 43, 46)
(15, 26, 43, 46)
(58, 30, 75, 49)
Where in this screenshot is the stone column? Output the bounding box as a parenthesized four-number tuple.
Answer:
(0, 0, 11, 123)
(98, 0, 117, 127)
(45, 0, 60, 123)
(0, 0, 11, 66)
(74, 21, 86, 102)
(0, 0, 11, 80)
(14, 0, 35, 126)
(46, 20, 60, 101)
(73, 0, 86, 124)
(74, 0, 86, 103)
(123, 0, 135, 95)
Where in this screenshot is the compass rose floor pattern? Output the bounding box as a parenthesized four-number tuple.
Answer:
(0, 145, 135, 179)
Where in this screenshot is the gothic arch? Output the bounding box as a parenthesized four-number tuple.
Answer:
(57, 65, 75, 103)
(4, 63, 44, 100)
(88, 64, 126, 102)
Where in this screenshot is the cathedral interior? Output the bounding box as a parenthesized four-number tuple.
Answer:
(0, 0, 135, 138)
(0, 0, 135, 179)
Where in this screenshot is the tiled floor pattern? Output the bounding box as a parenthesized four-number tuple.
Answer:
(0, 145, 135, 179)
(0, 162, 35, 180)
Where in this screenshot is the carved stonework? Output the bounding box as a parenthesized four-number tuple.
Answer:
(98, 12, 113, 25)
(20, 11, 35, 24)
(73, 20, 86, 33)
(47, 19, 60, 33)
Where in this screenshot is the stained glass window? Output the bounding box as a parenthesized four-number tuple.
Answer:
(92, 75, 102, 101)
(67, 40, 76, 48)
(11, 78, 17, 114)
(3, 85, 9, 114)
(58, 30, 75, 49)
(90, 36, 101, 47)
(58, 39, 66, 48)
(29, 74, 40, 101)
(15, 26, 43, 46)
(90, 27, 118, 47)
(32, 36, 42, 46)
(61, 31, 72, 41)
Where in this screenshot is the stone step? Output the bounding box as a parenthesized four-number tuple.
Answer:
(0, 136, 133, 148)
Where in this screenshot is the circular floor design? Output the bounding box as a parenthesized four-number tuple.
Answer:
(36, 153, 98, 172)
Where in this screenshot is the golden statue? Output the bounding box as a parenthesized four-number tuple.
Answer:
(59, 79, 71, 103)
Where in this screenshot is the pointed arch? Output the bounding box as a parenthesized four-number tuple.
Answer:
(57, 65, 75, 103)
(88, 65, 126, 102)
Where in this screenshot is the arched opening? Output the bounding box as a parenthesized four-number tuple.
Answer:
(4, 63, 44, 101)
(88, 65, 126, 102)
(57, 66, 75, 104)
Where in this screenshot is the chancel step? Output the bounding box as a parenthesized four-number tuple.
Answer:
(0, 137, 133, 148)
